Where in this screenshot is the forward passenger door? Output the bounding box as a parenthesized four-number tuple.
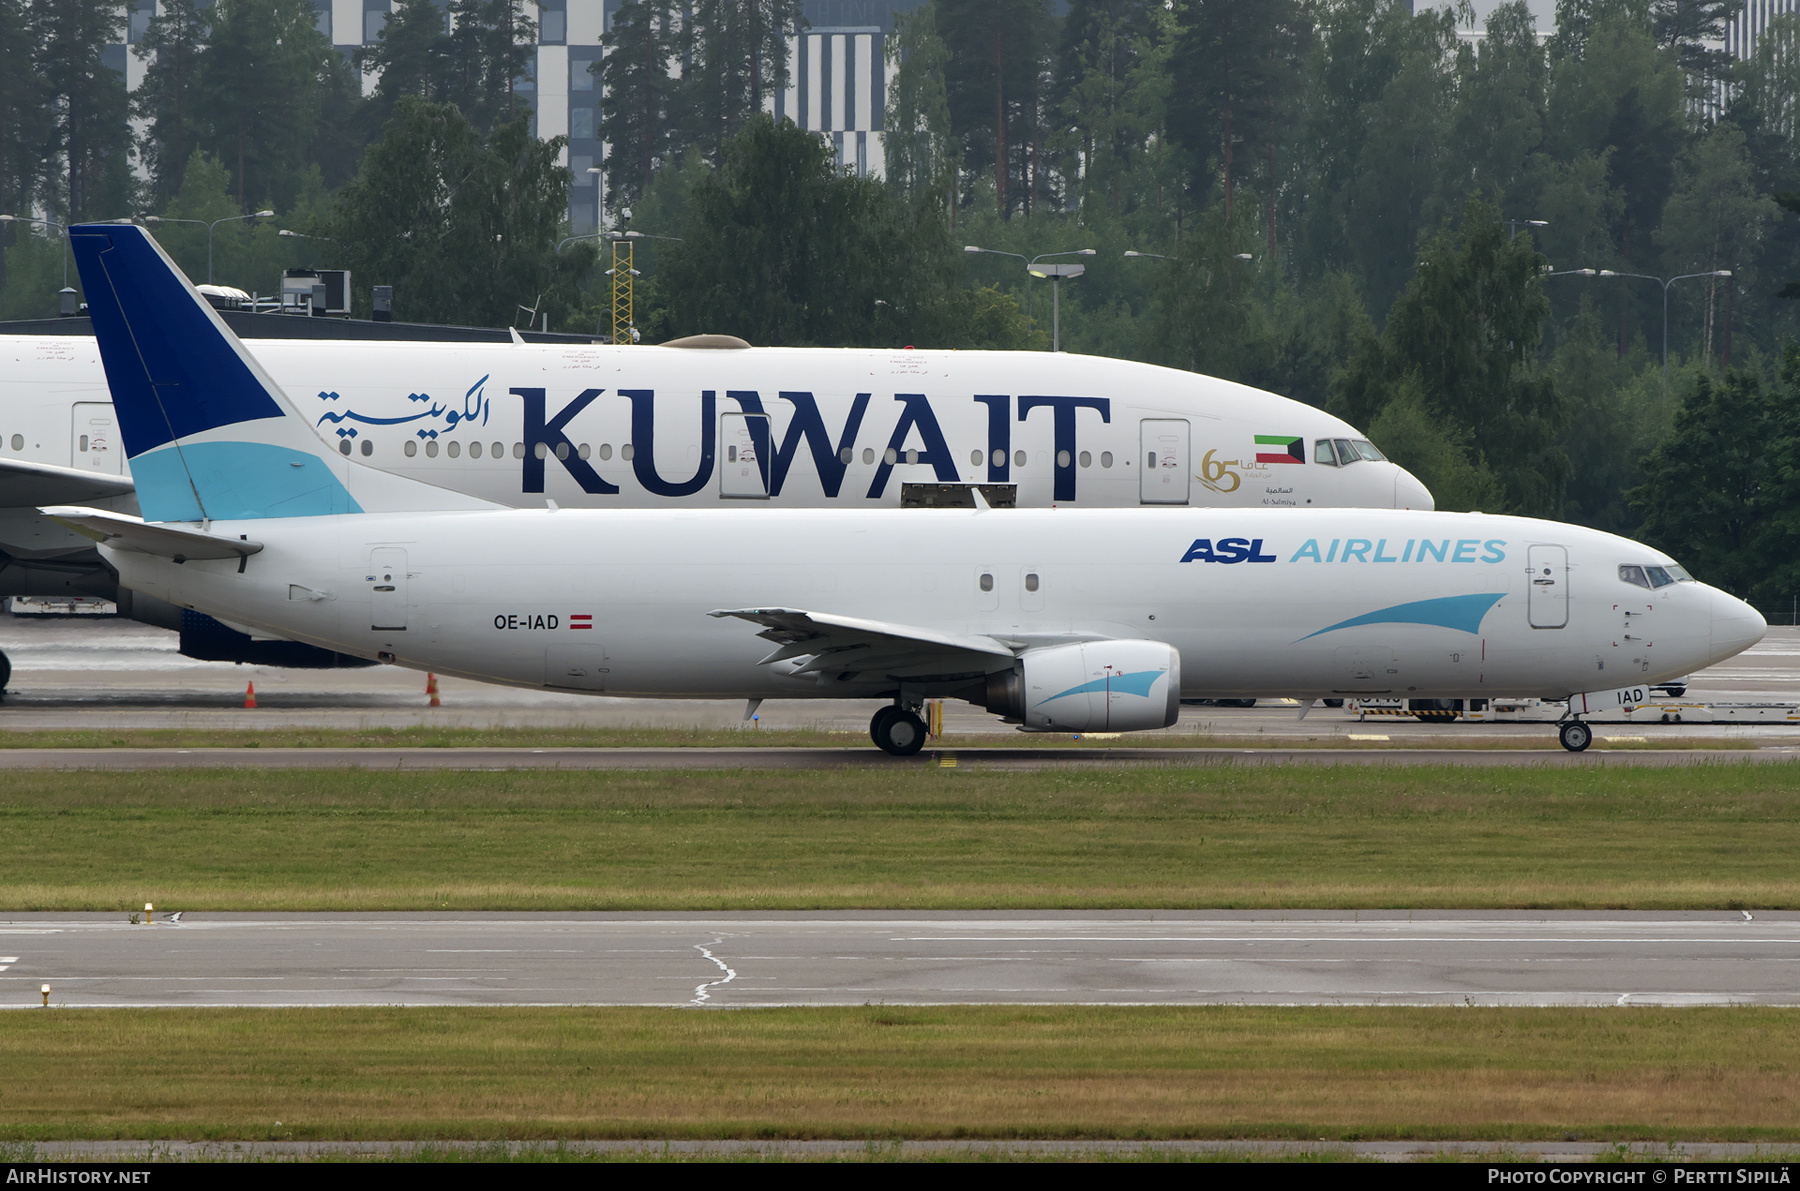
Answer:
(1527, 545, 1568, 629)
(1140, 419, 1189, 505)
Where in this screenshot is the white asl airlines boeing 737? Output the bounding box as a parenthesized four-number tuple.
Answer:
(51, 223, 1764, 753)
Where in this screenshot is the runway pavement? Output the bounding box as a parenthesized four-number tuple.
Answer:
(4, 911, 1797, 1008)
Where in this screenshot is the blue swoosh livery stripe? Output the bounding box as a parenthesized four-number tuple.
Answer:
(1040, 669, 1166, 704)
(1299, 592, 1505, 641)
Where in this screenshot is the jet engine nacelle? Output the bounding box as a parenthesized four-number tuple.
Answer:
(983, 640, 1181, 733)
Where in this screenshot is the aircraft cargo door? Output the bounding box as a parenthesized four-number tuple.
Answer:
(1140, 419, 1189, 505)
(1527, 544, 1568, 629)
(369, 547, 408, 631)
(719, 413, 769, 498)
(72, 403, 123, 474)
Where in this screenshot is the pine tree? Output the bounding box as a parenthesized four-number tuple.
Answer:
(0, 0, 49, 223)
(1168, 0, 1300, 226)
(1055, 1, 1156, 216)
(359, 0, 454, 116)
(596, 0, 677, 212)
(443, 0, 537, 132)
(36, 0, 131, 222)
(937, 0, 1055, 219)
(1653, 0, 1744, 97)
(133, 0, 211, 205)
(679, 0, 805, 165)
(192, 0, 336, 210)
(883, 4, 956, 208)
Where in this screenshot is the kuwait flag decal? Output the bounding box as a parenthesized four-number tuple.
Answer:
(1254, 435, 1305, 464)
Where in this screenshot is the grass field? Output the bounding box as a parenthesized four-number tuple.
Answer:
(0, 725, 1753, 750)
(3, 762, 1798, 910)
(1, 1006, 1798, 1142)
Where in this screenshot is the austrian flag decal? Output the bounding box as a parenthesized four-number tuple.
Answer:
(1254, 435, 1305, 464)
(570, 614, 593, 630)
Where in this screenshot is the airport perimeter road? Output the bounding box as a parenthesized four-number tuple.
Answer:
(1, 617, 1799, 747)
(3, 912, 1797, 1008)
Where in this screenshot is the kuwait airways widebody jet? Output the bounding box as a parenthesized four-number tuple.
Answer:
(52, 222, 1762, 753)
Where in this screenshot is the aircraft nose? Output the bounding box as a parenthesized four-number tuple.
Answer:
(1394, 466, 1435, 511)
(1710, 587, 1767, 666)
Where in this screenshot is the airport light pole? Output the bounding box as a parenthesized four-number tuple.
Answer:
(558, 227, 683, 344)
(278, 228, 336, 256)
(144, 209, 274, 283)
(965, 246, 1097, 350)
(1124, 248, 1255, 300)
(610, 230, 681, 345)
(0, 214, 69, 289)
(1595, 269, 1734, 383)
(1506, 218, 1548, 241)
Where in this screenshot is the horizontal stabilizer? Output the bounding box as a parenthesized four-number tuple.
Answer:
(40, 506, 262, 562)
(0, 458, 135, 507)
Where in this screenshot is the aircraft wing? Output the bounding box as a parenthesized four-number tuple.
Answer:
(0, 458, 135, 506)
(709, 607, 1017, 680)
(40, 506, 262, 562)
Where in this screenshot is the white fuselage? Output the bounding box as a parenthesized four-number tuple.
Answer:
(2, 336, 1429, 514)
(105, 506, 1755, 704)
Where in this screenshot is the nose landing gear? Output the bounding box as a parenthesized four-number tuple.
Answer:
(1557, 720, 1592, 753)
(870, 704, 928, 756)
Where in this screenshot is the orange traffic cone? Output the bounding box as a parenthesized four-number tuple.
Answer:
(244, 681, 257, 709)
(426, 673, 440, 708)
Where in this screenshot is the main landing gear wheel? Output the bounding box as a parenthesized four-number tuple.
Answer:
(0, 649, 10, 698)
(1558, 721, 1593, 753)
(870, 705, 927, 756)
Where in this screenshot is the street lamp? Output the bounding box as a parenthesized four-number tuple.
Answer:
(0, 214, 69, 289)
(1595, 269, 1734, 382)
(965, 246, 1097, 350)
(144, 209, 274, 283)
(1507, 218, 1548, 241)
(1123, 249, 1254, 263)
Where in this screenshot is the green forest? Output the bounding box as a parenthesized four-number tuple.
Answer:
(4, 0, 1800, 615)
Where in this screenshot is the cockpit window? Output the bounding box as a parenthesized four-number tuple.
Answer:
(1666, 564, 1694, 582)
(1352, 439, 1385, 462)
(1334, 438, 1360, 463)
(1314, 439, 1338, 466)
(1646, 565, 1675, 588)
(1619, 565, 1651, 588)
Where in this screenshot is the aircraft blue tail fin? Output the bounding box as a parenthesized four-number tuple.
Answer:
(69, 223, 495, 523)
